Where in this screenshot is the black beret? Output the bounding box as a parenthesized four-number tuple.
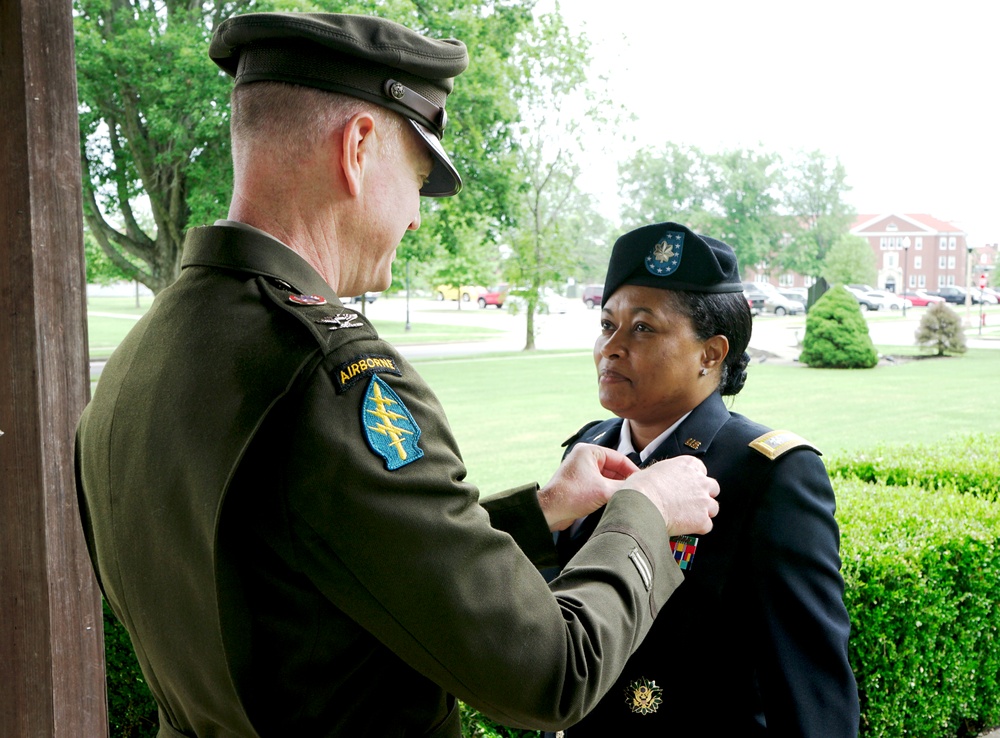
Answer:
(210, 12, 468, 197)
(602, 222, 743, 307)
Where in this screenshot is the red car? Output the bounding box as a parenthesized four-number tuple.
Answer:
(900, 291, 945, 307)
(477, 284, 508, 309)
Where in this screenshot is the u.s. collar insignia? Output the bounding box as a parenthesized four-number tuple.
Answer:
(645, 230, 684, 277)
(670, 534, 698, 571)
(362, 375, 423, 470)
(626, 677, 662, 715)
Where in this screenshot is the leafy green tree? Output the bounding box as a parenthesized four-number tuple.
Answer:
(619, 143, 708, 231)
(778, 151, 855, 277)
(915, 302, 967, 356)
(76, 0, 544, 295)
(799, 286, 878, 369)
(84, 227, 133, 286)
(822, 233, 877, 287)
(500, 8, 598, 349)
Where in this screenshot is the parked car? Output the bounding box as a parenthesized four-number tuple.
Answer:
(477, 283, 508, 309)
(507, 287, 570, 314)
(844, 286, 882, 311)
(899, 290, 945, 307)
(435, 284, 484, 302)
(866, 290, 912, 310)
(742, 285, 767, 314)
(929, 286, 968, 304)
(779, 287, 809, 304)
(581, 284, 603, 309)
(347, 292, 380, 304)
(971, 288, 999, 305)
(743, 282, 803, 316)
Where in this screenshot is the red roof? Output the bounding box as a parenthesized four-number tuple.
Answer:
(851, 213, 965, 234)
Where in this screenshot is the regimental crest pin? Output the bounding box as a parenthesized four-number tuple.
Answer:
(362, 375, 424, 470)
(669, 534, 699, 571)
(288, 293, 327, 306)
(644, 230, 684, 277)
(626, 677, 662, 715)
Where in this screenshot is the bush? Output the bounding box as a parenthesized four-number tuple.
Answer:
(799, 285, 879, 368)
(103, 601, 157, 737)
(837, 480, 1000, 737)
(916, 302, 968, 356)
(827, 433, 1000, 499)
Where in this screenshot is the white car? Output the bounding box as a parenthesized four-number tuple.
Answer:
(866, 290, 912, 310)
(506, 287, 569, 314)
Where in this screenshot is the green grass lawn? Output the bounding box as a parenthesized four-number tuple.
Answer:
(414, 348, 1000, 496)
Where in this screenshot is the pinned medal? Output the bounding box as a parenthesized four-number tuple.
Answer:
(669, 534, 698, 571)
(626, 677, 662, 715)
(644, 230, 684, 277)
(362, 375, 424, 470)
(288, 294, 327, 306)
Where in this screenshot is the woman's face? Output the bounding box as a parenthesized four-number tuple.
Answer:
(594, 285, 719, 432)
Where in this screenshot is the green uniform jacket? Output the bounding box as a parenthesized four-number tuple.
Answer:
(76, 224, 683, 738)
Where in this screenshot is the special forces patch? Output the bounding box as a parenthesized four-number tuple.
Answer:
(644, 229, 684, 277)
(626, 677, 662, 715)
(362, 375, 424, 470)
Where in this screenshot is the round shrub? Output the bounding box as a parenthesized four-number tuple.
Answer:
(915, 301, 967, 356)
(799, 286, 879, 368)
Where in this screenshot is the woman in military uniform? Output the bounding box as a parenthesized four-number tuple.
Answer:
(547, 222, 859, 737)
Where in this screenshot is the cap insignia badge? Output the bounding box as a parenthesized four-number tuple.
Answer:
(362, 375, 424, 470)
(288, 293, 327, 306)
(669, 534, 699, 571)
(645, 230, 684, 277)
(626, 677, 662, 715)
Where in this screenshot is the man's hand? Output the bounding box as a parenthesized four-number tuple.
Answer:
(538, 444, 639, 531)
(623, 456, 720, 537)
(538, 444, 720, 536)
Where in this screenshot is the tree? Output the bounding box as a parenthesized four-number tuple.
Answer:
(500, 7, 599, 350)
(778, 150, 855, 278)
(915, 302, 967, 356)
(75, 0, 547, 295)
(822, 234, 877, 287)
(619, 143, 708, 231)
(799, 286, 879, 369)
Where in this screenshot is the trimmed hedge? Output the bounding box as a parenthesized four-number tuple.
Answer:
(827, 433, 1000, 499)
(799, 285, 879, 368)
(837, 479, 1000, 737)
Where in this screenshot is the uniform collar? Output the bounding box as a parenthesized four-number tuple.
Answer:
(181, 223, 338, 303)
(642, 392, 731, 463)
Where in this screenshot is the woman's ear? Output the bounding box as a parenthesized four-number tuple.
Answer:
(340, 112, 377, 198)
(703, 335, 730, 369)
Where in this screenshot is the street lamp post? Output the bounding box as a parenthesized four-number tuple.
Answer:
(966, 244, 974, 326)
(902, 236, 911, 317)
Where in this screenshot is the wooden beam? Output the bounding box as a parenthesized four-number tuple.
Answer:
(0, 0, 108, 734)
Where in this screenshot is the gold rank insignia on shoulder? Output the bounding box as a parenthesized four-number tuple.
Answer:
(626, 677, 662, 715)
(749, 429, 819, 460)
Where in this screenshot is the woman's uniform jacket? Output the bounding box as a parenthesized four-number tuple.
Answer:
(74, 224, 685, 738)
(551, 392, 860, 737)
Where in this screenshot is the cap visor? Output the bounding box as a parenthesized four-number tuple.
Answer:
(409, 120, 462, 197)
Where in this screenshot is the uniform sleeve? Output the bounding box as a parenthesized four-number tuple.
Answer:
(749, 450, 860, 737)
(480, 484, 559, 568)
(276, 344, 682, 731)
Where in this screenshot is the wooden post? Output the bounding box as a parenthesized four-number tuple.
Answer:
(0, 0, 108, 734)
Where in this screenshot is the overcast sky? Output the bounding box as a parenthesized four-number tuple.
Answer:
(533, 0, 1000, 248)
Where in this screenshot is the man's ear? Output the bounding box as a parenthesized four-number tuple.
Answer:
(340, 112, 377, 198)
(703, 334, 730, 369)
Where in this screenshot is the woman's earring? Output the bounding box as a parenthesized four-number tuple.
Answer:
(699, 367, 708, 377)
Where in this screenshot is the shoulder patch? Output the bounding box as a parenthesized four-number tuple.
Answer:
(748, 430, 820, 460)
(334, 354, 402, 394)
(362, 375, 424, 470)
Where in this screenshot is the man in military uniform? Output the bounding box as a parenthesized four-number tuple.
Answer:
(75, 13, 720, 738)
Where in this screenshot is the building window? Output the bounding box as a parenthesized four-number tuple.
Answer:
(948, 275, 956, 285)
(938, 275, 946, 287)
(940, 237, 947, 250)
(908, 275, 916, 288)
(915, 237, 923, 250)
(939, 256, 947, 269)
(885, 253, 898, 268)
(918, 275, 926, 287)
(949, 237, 957, 250)
(778, 274, 793, 287)
(914, 256, 922, 269)
(948, 256, 956, 269)
(879, 237, 888, 250)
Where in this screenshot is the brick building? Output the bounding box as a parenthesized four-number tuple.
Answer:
(850, 213, 975, 293)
